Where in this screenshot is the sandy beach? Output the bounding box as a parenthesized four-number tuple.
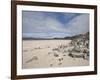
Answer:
(22, 40, 89, 69)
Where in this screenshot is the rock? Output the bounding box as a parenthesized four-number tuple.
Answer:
(58, 58, 63, 62)
(54, 53, 59, 57)
(50, 64, 53, 67)
(68, 52, 84, 58)
(48, 52, 52, 55)
(67, 32, 89, 60)
(58, 63, 62, 65)
(63, 54, 66, 56)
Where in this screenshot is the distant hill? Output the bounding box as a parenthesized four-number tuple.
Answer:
(64, 32, 89, 40)
(23, 32, 89, 40)
(23, 38, 55, 40)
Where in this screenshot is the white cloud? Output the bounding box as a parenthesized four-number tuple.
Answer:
(23, 11, 67, 33)
(44, 17, 66, 32)
(64, 14, 89, 36)
(22, 11, 89, 38)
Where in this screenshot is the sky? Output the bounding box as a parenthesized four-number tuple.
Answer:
(22, 11, 89, 38)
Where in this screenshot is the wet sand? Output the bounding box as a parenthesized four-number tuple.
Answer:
(22, 40, 89, 69)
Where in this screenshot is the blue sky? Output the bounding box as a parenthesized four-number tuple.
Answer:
(22, 11, 89, 38)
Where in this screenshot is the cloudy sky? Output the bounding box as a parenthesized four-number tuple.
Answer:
(22, 11, 89, 38)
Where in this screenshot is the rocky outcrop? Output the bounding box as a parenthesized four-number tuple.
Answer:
(68, 32, 89, 60)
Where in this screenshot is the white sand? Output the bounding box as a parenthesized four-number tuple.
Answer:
(22, 40, 89, 69)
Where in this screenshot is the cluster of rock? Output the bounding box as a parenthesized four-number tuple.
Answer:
(47, 32, 89, 67)
(68, 32, 89, 60)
